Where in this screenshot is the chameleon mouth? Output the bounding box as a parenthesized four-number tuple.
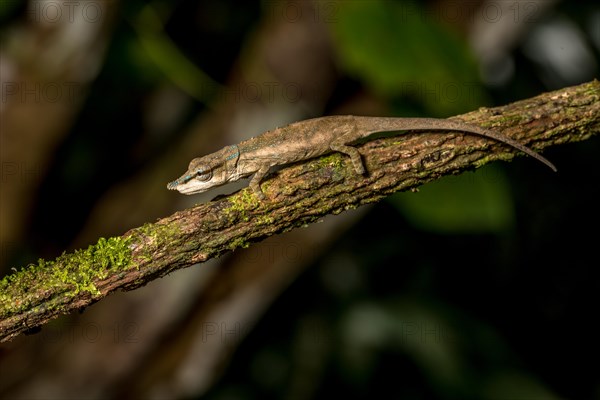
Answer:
(179, 187, 203, 195)
(168, 182, 206, 195)
(166, 181, 179, 190)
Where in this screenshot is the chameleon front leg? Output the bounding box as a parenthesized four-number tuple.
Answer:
(249, 165, 271, 199)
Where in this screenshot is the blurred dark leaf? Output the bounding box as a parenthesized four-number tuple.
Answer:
(389, 166, 514, 234)
(330, 0, 487, 115)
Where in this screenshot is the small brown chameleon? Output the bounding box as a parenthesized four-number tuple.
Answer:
(167, 115, 556, 199)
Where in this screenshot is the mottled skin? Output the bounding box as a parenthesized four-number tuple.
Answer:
(167, 115, 556, 199)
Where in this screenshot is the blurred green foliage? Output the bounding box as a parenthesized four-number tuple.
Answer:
(391, 166, 515, 234)
(132, 3, 221, 102)
(330, 0, 487, 116)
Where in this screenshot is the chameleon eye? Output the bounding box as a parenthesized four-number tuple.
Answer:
(195, 168, 213, 182)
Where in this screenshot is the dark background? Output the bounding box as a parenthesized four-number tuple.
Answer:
(1, 1, 598, 399)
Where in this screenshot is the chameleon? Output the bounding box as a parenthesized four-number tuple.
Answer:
(167, 115, 556, 199)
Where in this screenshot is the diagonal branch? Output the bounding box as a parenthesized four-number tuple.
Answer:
(1, 80, 598, 343)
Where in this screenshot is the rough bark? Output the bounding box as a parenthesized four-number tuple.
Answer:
(1, 80, 598, 343)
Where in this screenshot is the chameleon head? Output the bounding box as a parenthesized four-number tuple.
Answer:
(167, 145, 241, 195)
(167, 162, 215, 194)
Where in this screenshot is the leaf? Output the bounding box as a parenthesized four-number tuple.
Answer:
(329, 0, 487, 114)
(389, 166, 515, 234)
(131, 4, 221, 102)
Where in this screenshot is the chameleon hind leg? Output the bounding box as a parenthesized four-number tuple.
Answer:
(330, 127, 366, 175)
(330, 143, 366, 174)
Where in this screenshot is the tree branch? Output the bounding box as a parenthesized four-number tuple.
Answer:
(1, 80, 598, 343)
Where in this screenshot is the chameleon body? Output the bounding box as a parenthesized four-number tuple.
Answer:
(167, 115, 556, 199)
